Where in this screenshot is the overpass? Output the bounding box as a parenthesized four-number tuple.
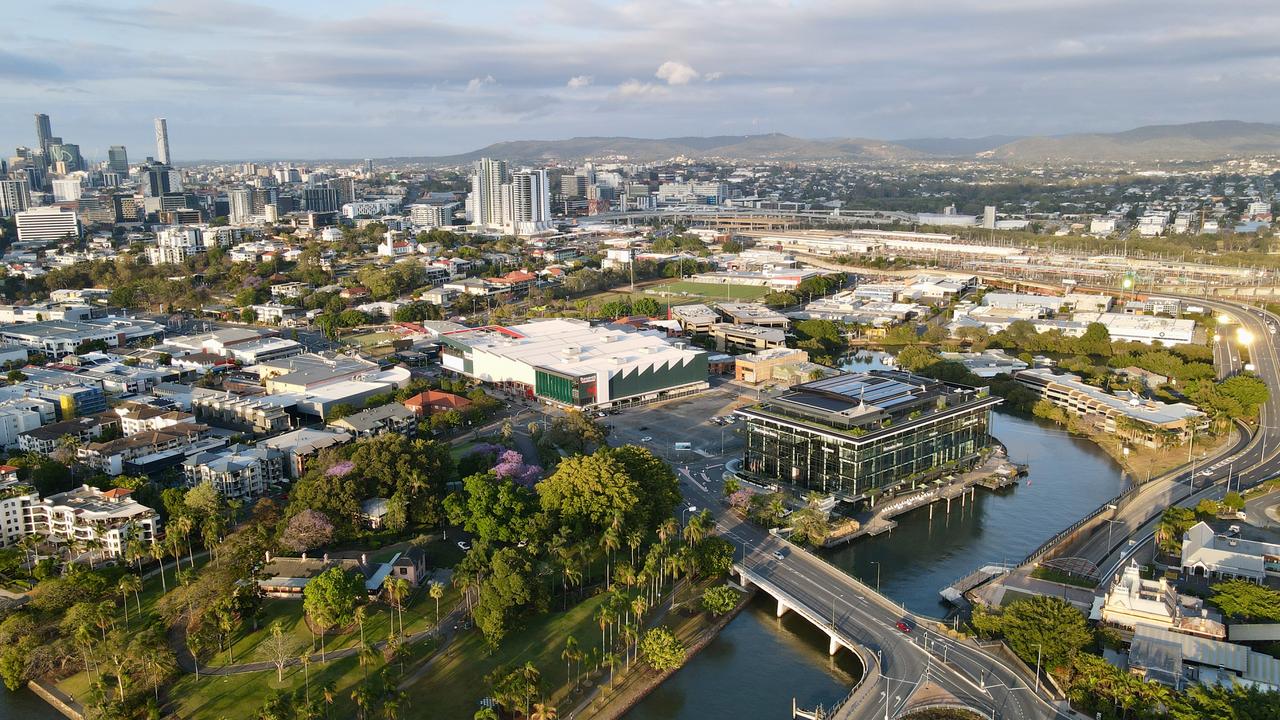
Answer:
(703, 500, 1067, 719)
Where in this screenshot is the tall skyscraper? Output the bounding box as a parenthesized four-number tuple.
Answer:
(302, 185, 339, 213)
(46, 143, 84, 173)
(228, 187, 253, 224)
(502, 169, 552, 235)
(333, 176, 356, 205)
(107, 145, 129, 175)
(469, 158, 508, 228)
(34, 113, 52, 154)
(0, 180, 32, 217)
(154, 118, 171, 166)
(143, 163, 173, 197)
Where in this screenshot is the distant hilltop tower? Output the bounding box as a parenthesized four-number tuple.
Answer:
(154, 117, 171, 166)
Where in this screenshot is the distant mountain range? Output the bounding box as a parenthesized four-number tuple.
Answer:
(397, 121, 1280, 166)
(392, 133, 924, 165)
(986, 121, 1280, 162)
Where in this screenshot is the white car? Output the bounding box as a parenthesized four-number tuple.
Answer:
(640, 436, 653, 442)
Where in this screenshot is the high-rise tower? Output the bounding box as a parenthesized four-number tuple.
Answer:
(154, 118, 171, 166)
(34, 113, 52, 153)
(108, 145, 129, 175)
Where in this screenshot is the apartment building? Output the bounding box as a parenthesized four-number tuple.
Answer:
(183, 445, 285, 501)
(1014, 368, 1205, 446)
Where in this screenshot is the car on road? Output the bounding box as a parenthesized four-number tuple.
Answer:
(772, 550, 786, 560)
(457, 541, 471, 551)
(1201, 470, 1213, 477)
(640, 436, 653, 442)
(895, 620, 912, 633)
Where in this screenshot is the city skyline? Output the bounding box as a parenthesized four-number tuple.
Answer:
(5, 0, 1280, 159)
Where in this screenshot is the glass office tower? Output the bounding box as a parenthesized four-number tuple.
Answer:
(738, 371, 1000, 499)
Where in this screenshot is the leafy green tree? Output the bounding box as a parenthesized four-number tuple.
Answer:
(444, 473, 538, 546)
(691, 536, 735, 578)
(638, 627, 686, 671)
(700, 585, 740, 616)
(983, 596, 1091, 670)
(473, 548, 536, 649)
(1209, 580, 1280, 622)
(1218, 374, 1270, 417)
(895, 345, 939, 372)
(302, 567, 362, 660)
(632, 297, 660, 316)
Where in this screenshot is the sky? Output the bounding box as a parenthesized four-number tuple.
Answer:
(4, 0, 1280, 160)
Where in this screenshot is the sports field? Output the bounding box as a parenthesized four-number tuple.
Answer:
(644, 280, 771, 300)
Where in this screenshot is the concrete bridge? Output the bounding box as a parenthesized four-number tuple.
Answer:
(717, 524, 1063, 719)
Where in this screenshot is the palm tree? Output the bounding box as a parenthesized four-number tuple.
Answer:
(117, 575, 141, 626)
(358, 639, 377, 682)
(562, 636, 578, 689)
(167, 532, 184, 573)
(174, 515, 195, 567)
(626, 530, 642, 567)
(601, 527, 621, 589)
(621, 624, 638, 669)
(520, 661, 540, 718)
(320, 682, 337, 720)
(530, 702, 558, 720)
(300, 652, 311, 705)
(18, 534, 40, 567)
(382, 695, 401, 720)
(355, 605, 367, 648)
(84, 537, 103, 570)
(350, 681, 371, 717)
(683, 512, 709, 546)
(384, 577, 409, 636)
(428, 581, 445, 629)
(603, 651, 619, 690)
(595, 606, 609, 663)
(149, 541, 167, 593)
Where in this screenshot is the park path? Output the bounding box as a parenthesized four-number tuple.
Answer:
(171, 605, 461, 676)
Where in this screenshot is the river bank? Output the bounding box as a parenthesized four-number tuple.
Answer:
(579, 585, 760, 719)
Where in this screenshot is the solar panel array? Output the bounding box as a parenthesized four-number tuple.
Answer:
(800, 372, 921, 411)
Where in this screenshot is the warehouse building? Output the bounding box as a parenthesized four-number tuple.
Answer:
(440, 318, 708, 409)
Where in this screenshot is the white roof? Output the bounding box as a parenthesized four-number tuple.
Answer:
(451, 319, 704, 379)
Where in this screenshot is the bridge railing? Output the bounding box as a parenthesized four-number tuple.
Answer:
(1016, 483, 1142, 567)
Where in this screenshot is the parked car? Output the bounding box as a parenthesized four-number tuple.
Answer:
(457, 541, 471, 551)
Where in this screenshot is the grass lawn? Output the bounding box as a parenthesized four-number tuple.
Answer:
(405, 592, 611, 718)
(208, 580, 461, 669)
(171, 637, 438, 720)
(346, 331, 399, 348)
(1030, 567, 1099, 589)
(646, 280, 771, 301)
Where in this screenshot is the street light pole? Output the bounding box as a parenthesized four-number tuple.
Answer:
(1034, 643, 1042, 694)
(870, 561, 881, 593)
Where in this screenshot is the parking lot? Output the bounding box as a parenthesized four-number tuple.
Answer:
(605, 382, 760, 464)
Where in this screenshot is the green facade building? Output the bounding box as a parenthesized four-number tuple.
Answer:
(737, 370, 1000, 500)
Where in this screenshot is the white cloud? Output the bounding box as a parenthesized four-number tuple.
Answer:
(615, 79, 668, 98)
(465, 75, 495, 94)
(703, 71, 723, 82)
(566, 74, 593, 89)
(655, 60, 699, 85)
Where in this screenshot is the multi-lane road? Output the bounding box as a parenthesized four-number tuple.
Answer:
(1087, 295, 1280, 580)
